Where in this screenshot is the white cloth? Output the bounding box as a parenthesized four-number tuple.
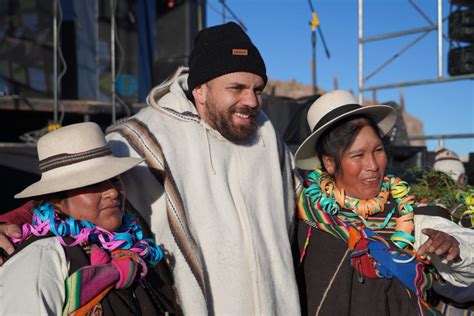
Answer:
(0, 237, 68, 316)
(414, 214, 474, 287)
(107, 69, 300, 315)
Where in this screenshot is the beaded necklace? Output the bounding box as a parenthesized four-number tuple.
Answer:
(12, 203, 163, 267)
(300, 169, 416, 248)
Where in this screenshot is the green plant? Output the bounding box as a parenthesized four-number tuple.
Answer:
(406, 168, 474, 226)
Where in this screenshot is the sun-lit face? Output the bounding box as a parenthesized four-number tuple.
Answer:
(325, 125, 387, 200)
(193, 72, 265, 143)
(57, 176, 125, 231)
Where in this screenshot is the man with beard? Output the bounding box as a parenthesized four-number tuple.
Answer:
(104, 22, 301, 314)
(0, 23, 300, 314)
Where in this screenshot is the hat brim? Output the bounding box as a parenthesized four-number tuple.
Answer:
(294, 104, 397, 170)
(15, 156, 144, 199)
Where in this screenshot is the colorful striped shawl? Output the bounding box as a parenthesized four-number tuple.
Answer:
(298, 169, 439, 313)
(63, 247, 145, 316)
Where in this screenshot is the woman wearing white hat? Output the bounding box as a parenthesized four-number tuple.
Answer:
(0, 122, 177, 315)
(294, 90, 474, 315)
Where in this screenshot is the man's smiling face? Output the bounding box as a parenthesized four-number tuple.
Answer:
(193, 72, 264, 143)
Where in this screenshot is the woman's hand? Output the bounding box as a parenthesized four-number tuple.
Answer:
(417, 228, 460, 262)
(0, 224, 21, 265)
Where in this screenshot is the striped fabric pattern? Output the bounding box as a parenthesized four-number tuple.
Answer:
(39, 146, 112, 172)
(438, 303, 474, 316)
(107, 118, 208, 302)
(63, 267, 115, 315)
(63, 248, 141, 315)
(299, 192, 351, 242)
(298, 180, 439, 313)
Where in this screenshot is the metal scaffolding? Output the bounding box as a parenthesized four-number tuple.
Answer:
(357, 0, 474, 146)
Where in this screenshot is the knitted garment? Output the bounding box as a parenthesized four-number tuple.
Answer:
(63, 246, 146, 315)
(298, 169, 439, 311)
(11, 203, 163, 315)
(187, 22, 267, 91)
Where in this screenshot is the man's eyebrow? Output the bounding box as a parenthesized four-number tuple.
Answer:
(226, 82, 264, 91)
(227, 82, 247, 88)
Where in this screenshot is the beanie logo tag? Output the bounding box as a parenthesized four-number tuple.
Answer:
(232, 49, 248, 56)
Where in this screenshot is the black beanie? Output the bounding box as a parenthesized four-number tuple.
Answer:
(187, 22, 267, 92)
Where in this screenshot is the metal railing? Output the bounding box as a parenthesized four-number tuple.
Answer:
(357, 0, 474, 152)
(357, 0, 474, 102)
(409, 133, 474, 149)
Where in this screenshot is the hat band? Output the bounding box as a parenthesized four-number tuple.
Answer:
(39, 146, 112, 173)
(436, 157, 461, 162)
(312, 103, 361, 133)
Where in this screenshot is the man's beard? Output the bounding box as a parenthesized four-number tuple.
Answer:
(205, 99, 259, 143)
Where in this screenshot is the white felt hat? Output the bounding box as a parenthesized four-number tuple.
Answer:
(295, 90, 397, 170)
(15, 122, 143, 198)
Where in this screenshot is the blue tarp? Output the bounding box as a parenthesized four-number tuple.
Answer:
(137, 0, 157, 102)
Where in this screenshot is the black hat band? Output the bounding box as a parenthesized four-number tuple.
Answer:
(312, 103, 362, 133)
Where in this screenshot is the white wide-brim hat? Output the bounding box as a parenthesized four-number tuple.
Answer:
(294, 90, 397, 170)
(15, 122, 144, 199)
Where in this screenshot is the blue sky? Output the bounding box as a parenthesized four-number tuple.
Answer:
(206, 0, 474, 157)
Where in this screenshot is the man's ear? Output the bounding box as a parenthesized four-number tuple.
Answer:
(192, 84, 207, 105)
(322, 156, 336, 175)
